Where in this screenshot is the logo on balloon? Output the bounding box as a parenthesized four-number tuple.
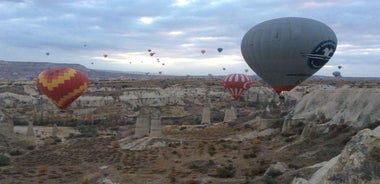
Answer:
(307, 40, 336, 69)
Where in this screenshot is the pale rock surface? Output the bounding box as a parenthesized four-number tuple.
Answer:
(120, 137, 182, 150)
(26, 121, 34, 137)
(201, 106, 211, 124)
(293, 125, 380, 184)
(292, 86, 380, 127)
(264, 162, 289, 177)
(223, 106, 237, 123)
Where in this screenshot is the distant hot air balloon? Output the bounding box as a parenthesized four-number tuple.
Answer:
(338, 65, 342, 69)
(83, 44, 87, 47)
(148, 49, 152, 52)
(36, 68, 88, 109)
(217, 48, 223, 53)
(91, 62, 94, 65)
(150, 52, 155, 56)
(201, 50, 206, 54)
(241, 17, 337, 94)
(46, 52, 50, 56)
(222, 67, 226, 71)
(223, 73, 252, 100)
(103, 54, 108, 58)
(332, 71, 341, 78)
(157, 58, 160, 62)
(158, 71, 162, 75)
(162, 63, 165, 66)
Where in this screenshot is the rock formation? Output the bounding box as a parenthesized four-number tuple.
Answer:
(26, 121, 34, 137)
(149, 109, 162, 137)
(51, 124, 58, 137)
(134, 108, 151, 137)
(201, 106, 211, 124)
(0, 110, 13, 136)
(223, 106, 237, 123)
(293, 125, 380, 184)
(292, 86, 380, 128)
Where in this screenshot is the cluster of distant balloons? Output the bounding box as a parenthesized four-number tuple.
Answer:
(38, 17, 339, 109)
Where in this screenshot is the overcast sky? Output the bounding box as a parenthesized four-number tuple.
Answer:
(0, 0, 379, 77)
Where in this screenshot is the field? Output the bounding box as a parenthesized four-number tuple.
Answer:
(0, 78, 379, 183)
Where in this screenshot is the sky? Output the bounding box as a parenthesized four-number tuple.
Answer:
(0, 0, 379, 77)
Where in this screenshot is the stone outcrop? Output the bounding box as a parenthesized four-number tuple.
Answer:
(264, 162, 289, 177)
(26, 121, 34, 137)
(120, 137, 182, 150)
(201, 106, 211, 124)
(149, 109, 162, 137)
(223, 106, 237, 123)
(293, 125, 380, 184)
(292, 86, 380, 128)
(134, 108, 151, 137)
(51, 124, 58, 137)
(0, 110, 13, 137)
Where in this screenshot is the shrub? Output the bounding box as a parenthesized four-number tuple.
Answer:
(77, 125, 97, 137)
(208, 145, 216, 156)
(22, 138, 36, 150)
(80, 178, 89, 184)
(37, 165, 48, 174)
(111, 141, 120, 148)
(216, 163, 235, 178)
(9, 148, 24, 156)
(0, 154, 10, 166)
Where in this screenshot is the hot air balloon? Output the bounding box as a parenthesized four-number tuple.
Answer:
(332, 71, 341, 78)
(201, 50, 206, 54)
(46, 52, 50, 56)
(241, 17, 337, 94)
(158, 71, 162, 75)
(150, 52, 155, 56)
(222, 67, 226, 71)
(223, 73, 252, 100)
(217, 48, 223, 53)
(148, 49, 152, 52)
(338, 65, 342, 69)
(162, 63, 165, 66)
(36, 68, 88, 109)
(103, 54, 108, 58)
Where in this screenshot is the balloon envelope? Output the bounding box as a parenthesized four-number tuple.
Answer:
(332, 71, 341, 78)
(223, 73, 252, 100)
(36, 68, 88, 109)
(201, 50, 206, 54)
(241, 17, 337, 94)
(217, 48, 223, 53)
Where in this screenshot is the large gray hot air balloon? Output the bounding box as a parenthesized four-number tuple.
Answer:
(241, 17, 337, 94)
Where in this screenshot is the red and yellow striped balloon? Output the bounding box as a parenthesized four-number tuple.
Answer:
(36, 68, 88, 109)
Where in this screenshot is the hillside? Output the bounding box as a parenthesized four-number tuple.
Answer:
(0, 60, 158, 80)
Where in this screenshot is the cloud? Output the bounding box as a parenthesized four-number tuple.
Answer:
(0, 0, 378, 77)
